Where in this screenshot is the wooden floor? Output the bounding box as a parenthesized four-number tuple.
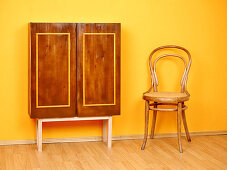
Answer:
(0, 135, 227, 170)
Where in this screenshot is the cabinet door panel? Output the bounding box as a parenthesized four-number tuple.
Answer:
(29, 23, 76, 118)
(77, 23, 121, 117)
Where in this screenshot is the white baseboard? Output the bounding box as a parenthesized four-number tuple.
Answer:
(0, 130, 226, 146)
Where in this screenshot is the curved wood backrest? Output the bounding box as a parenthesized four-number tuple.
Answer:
(148, 45, 192, 93)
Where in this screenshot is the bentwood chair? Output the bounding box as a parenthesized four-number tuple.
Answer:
(141, 45, 192, 153)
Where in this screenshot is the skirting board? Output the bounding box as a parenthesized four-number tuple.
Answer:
(0, 130, 226, 146)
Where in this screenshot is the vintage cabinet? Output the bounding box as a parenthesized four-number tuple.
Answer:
(29, 23, 120, 118)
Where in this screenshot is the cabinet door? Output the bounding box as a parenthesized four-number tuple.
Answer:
(77, 23, 121, 117)
(29, 23, 76, 118)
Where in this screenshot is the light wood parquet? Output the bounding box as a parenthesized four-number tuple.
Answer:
(0, 135, 227, 169)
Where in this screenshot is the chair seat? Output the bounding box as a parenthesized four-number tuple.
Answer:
(143, 92, 189, 102)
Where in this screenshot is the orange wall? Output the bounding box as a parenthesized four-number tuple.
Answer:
(0, 0, 227, 141)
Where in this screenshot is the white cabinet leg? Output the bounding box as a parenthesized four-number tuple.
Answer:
(36, 119, 38, 147)
(107, 117, 112, 148)
(103, 120, 107, 142)
(37, 119, 42, 152)
(35, 116, 112, 151)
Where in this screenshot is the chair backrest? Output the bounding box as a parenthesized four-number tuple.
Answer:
(149, 45, 192, 92)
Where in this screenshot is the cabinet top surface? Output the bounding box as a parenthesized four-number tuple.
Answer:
(30, 22, 121, 24)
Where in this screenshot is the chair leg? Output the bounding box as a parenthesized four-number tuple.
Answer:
(177, 102, 183, 153)
(141, 100, 150, 150)
(182, 103, 191, 142)
(150, 103, 157, 139)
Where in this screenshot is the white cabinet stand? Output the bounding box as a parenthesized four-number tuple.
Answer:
(36, 116, 112, 152)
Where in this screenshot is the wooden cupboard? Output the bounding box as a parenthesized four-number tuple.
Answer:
(29, 23, 120, 118)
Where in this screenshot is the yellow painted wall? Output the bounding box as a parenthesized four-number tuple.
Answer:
(0, 0, 227, 141)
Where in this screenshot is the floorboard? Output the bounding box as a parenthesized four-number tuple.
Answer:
(0, 135, 227, 169)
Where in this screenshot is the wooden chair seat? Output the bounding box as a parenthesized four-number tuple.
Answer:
(143, 92, 189, 102)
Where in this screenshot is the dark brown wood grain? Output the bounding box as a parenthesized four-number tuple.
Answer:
(84, 34, 115, 105)
(29, 23, 76, 118)
(29, 23, 121, 118)
(76, 23, 121, 117)
(38, 34, 69, 106)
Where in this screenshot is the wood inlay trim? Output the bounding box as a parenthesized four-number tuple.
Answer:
(82, 33, 116, 106)
(36, 33, 71, 108)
